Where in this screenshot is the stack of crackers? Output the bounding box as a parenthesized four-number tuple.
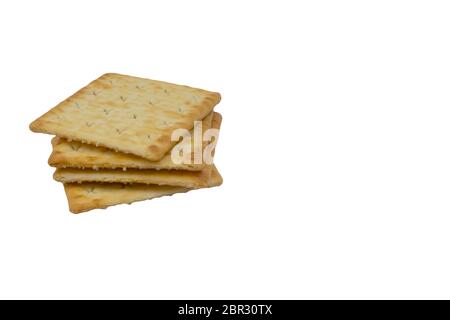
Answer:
(29, 73, 223, 213)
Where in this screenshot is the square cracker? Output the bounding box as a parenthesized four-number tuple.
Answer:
(49, 112, 221, 171)
(63, 165, 223, 213)
(29, 73, 221, 161)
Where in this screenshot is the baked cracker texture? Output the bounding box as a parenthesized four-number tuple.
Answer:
(64, 166, 223, 213)
(30, 73, 221, 161)
(48, 112, 221, 171)
(54, 166, 212, 188)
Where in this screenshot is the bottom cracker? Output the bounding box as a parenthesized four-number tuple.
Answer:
(63, 165, 223, 213)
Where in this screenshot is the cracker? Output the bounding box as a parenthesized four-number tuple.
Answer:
(30, 73, 221, 161)
(54, 166, 212, 188)
(63, 165, 223, 213)
(48, 112, 221, 171)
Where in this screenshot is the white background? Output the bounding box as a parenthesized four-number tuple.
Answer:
(1, 0, 450, 299)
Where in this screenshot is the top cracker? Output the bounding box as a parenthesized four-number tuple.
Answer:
(29, 73, 221, 161)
